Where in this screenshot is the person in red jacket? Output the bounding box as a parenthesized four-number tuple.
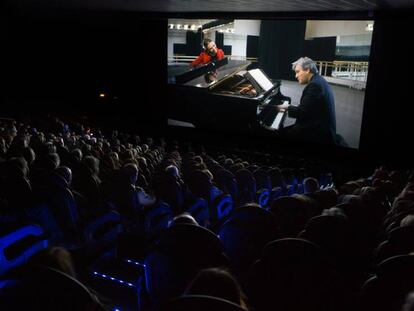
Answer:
(191, 38, 225, 68)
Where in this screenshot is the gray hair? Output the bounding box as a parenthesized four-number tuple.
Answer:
(292, 57, 318, 74)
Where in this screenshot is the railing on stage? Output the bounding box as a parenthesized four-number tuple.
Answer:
(167, 56, 368, 90)
(168, 55, 258, 63)
(315, 60, 369, 90)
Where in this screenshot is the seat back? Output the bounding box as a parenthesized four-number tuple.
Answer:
(187, 170, 213, 202)
(145, 224, 227, 309)
(253, 168, 272, 192)
(1, 265, 103, 310)
(235, 169, 256, 205)
(361, 255, 414, 311)
(144, 201, 174, 239)
(83, 210, 123, 258)
(248, 238, 337, 311)
(154, 172, 185, 214)
(166, 295, 246, 311)
(215, 169, 238, 202)
(218, 204, 278, 277)
(0, 223, 48, 276)
(256, 188, 270, 208)
(187, 198, 209, 227)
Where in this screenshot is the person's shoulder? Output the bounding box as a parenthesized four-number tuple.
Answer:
(307, 80, 323, 90)
(312, 74, 330, 86)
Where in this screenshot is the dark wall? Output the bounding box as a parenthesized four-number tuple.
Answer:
(258, 20, 306, 80)
(303, 37, 336, 76)
(3, 8, 167, 135)
(359, 17, 414, 165)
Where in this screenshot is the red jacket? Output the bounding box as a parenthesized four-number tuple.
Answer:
(191, 49, 225, 67)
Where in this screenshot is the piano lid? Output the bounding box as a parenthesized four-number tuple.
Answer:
(168, 59, 251, 88)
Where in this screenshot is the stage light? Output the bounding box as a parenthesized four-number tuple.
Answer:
(99, 93, 106, 98)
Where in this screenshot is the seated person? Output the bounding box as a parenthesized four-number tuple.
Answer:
(191, 39, 224, 68)
(276, 57, 337, 145)
(184, 267, 248, 309)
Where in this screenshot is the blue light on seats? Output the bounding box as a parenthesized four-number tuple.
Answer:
(125, 259, 146, 268)
(92, 271, 135, 287)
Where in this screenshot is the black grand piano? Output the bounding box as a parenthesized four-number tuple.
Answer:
(168, 58, 291, 132)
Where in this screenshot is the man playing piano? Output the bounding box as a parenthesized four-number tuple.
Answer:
(191, 38, 225, 68)
(276, 57, 337, 145)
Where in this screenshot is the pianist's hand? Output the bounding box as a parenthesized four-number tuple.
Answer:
(277, 102, 289, 112)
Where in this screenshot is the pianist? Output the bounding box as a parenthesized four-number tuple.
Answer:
(276, 57, 337, 145)
(191, 38, 225, 68)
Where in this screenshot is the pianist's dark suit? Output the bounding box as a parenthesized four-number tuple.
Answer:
(285, 73, 337, 145)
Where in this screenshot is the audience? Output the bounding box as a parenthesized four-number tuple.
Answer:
(2, 115, 414, 311)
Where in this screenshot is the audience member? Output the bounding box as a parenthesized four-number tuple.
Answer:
(184, 267, 248, 310)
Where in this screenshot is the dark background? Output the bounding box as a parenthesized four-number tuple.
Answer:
(3, 7, 414, 168)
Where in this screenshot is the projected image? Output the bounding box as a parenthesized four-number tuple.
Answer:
(167, 19, 374, 149)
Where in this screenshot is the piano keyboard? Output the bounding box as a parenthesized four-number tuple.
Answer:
(270, 100, 289, 130)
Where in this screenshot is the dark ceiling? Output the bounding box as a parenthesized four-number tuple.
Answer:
(7, 0, 414, 14)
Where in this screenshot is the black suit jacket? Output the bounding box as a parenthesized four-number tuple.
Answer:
(287, 74, 336, 145)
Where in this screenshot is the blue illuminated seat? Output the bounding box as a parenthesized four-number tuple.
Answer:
(153, 172, 185, 214)
(218, 204, 278, 279)
(187, 198, 209, 227)
(82, 210, 123, 259)
(0, 222, 48, 277)
(145, 224, 228, 309)
(144, 201, 174, 239)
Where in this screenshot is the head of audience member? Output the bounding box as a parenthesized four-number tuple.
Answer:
(35, 246, 77, 278)
(403, 292, 414, 311)
(303, 177, 320, 194)
(184, 267, 247, 309)
(0, 137, 6, 155)
(321, 206, 348, 220)
(169, 212, 198, 227)
(268, 166, 286, 188)
(122, 163, 139, 186)
(71, 148, 83, 162)
(166, 164, 181, 179)
(7, 157, 29, 179)
(401, 214, 414, 227)
(22, 147, 36, 166)
(56, 166, 73, 187)
(202, 169, 214, 183)
(83, 155, 100, 177)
